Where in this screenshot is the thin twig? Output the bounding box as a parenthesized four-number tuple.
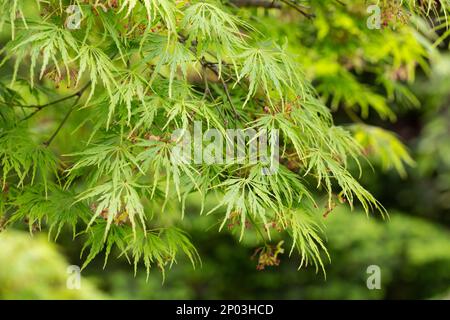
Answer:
(231, 0, 282, 9)
(19, 82, 91, 122)
(43, 83, 91, 147)
(179, 34, 241, 120)
(202, 63, 214, 101)
(10, 93, 80, 109)
(202, 60, 241, 121)
(279, 0, 315, 19)
(43, 96, 80, 147)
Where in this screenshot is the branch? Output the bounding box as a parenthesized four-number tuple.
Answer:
(279, 0, 315, 19)
(202, 60, 240, 120)
(43, 82, 91, 147)
(179, 35, 241, 120)
(19, 82, 91, 122)
(229, 0, 315, 19)
(18, 51, 119, 123)
(231, 0, 282, 9)
(10, 93, 80, 110)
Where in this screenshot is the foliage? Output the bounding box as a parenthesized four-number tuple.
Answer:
(93, 207, 450, 300)
(0, 0, 448, 278)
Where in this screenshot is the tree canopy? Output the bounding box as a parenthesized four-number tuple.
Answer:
(0, 0, 449, 278)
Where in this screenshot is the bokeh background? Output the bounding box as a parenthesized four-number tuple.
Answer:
(0, 2, 449, 300)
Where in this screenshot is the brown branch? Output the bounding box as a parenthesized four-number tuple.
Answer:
(19, 82, 91, 123)
(279, 0, 315, 19)
(43, 82, 91, 147)
(231, 0, 282, 9)
(179, 35, 241, 120)
(230, 0, 315, 19)
(202, 60, 240, 120)
(6, 94, 77, 109)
